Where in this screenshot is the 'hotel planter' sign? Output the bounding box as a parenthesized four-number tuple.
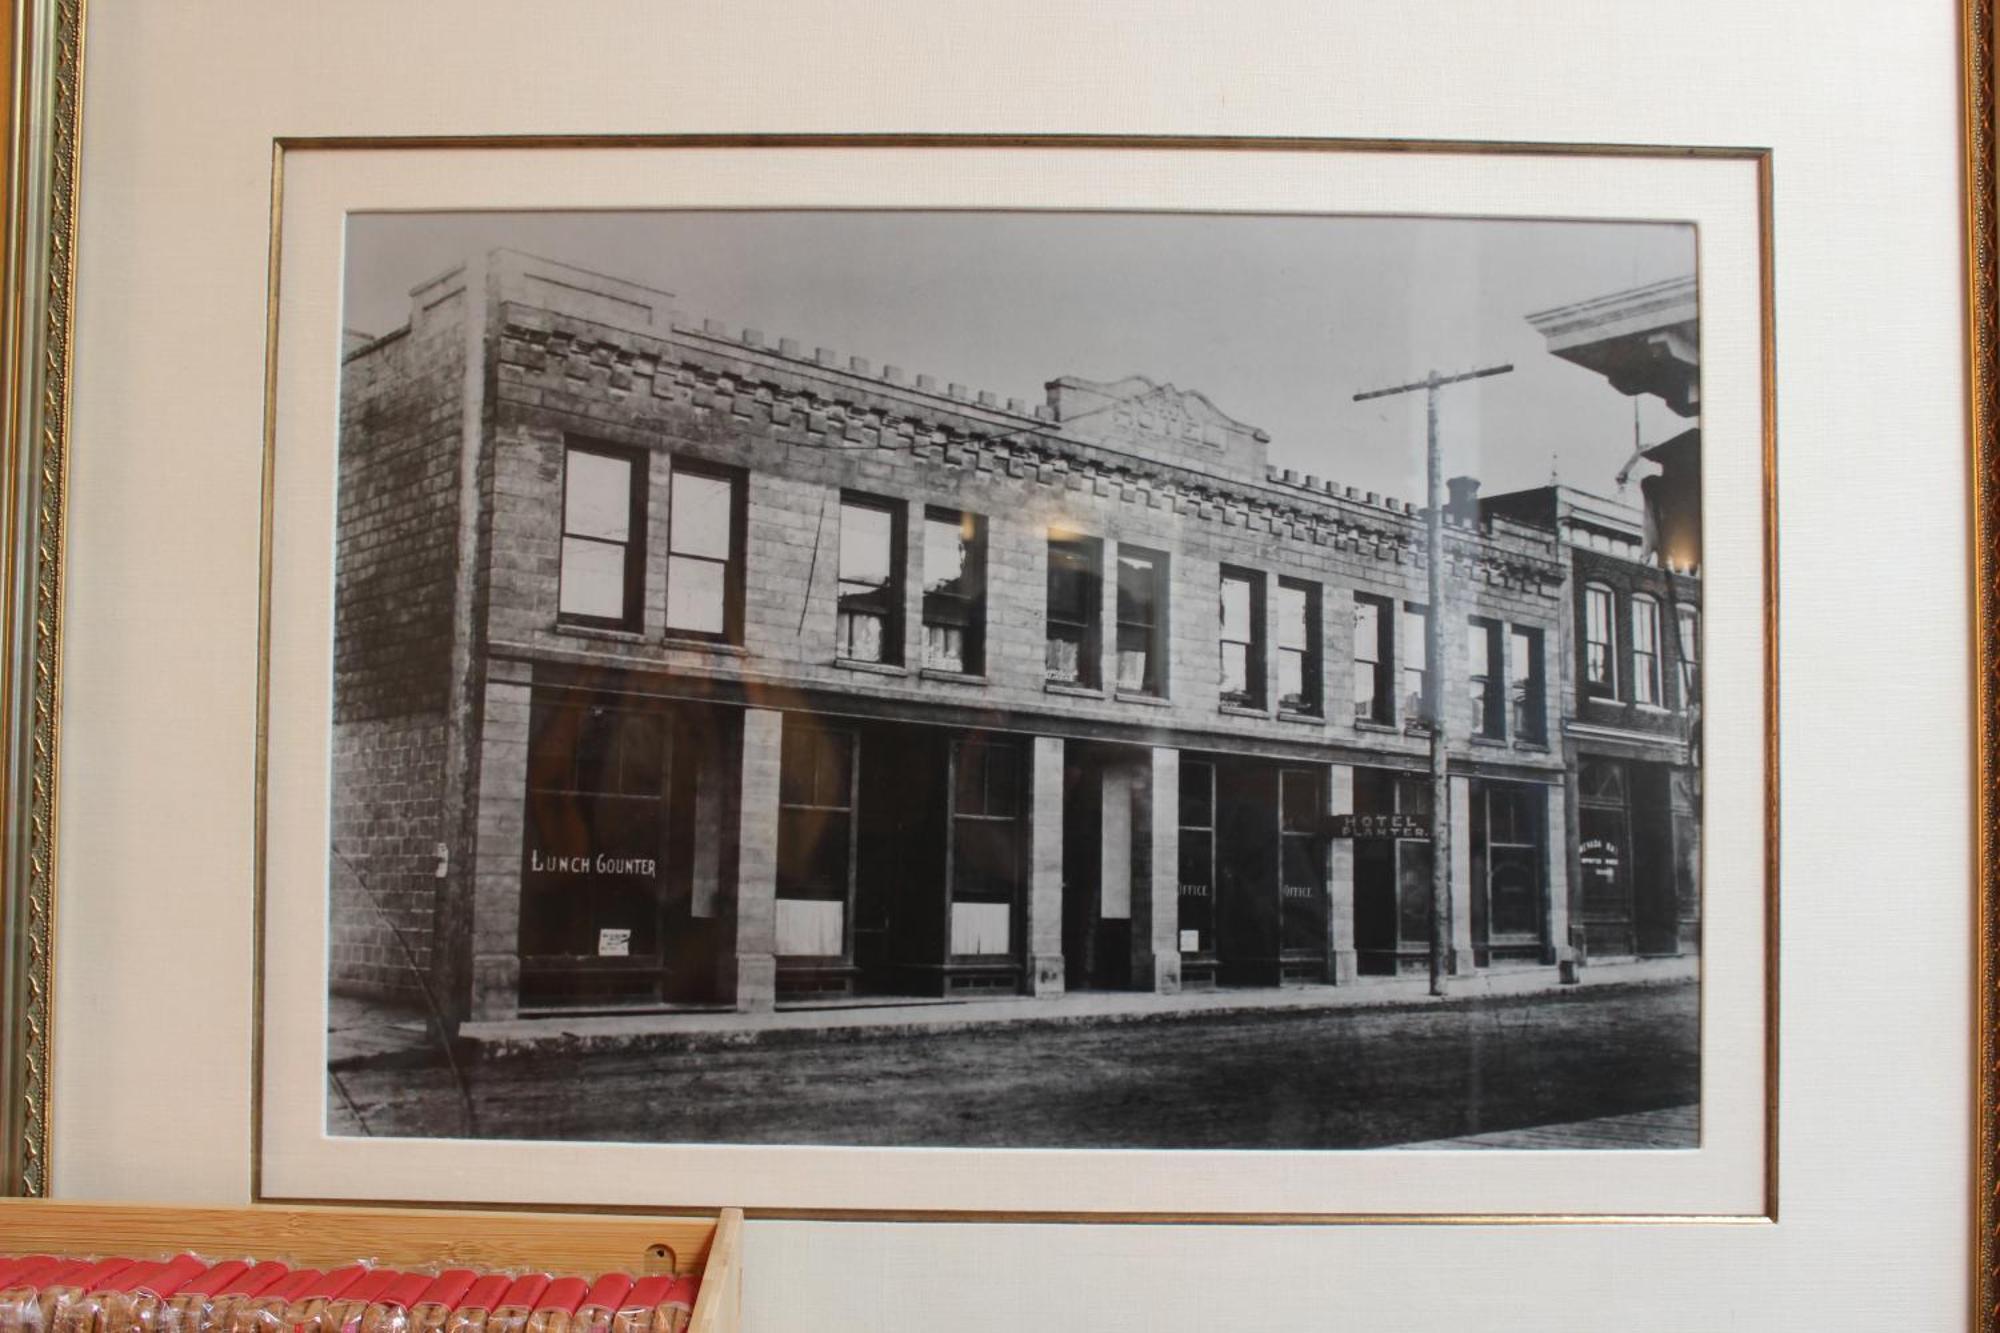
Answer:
(1322, 812, 1434, 842)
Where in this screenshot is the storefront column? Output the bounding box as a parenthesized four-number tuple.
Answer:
(1544, 781, 1575, 976)
(1326, 763, 1358, 984)
(1132, 747, 1182, 994)
(468, 666, 532, 1022)
(1027, 735, 1066, 997)
(732, 707, 782, 1013)
(1448, 774, 1476, 974)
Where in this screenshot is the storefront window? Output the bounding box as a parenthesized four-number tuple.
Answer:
(1177, 760, 1216, 956)
(519, 698, 667, 967)
(922, 509, 985, 674)
(1478, 783, 1544, 944)
(836, 494, 903, 665)
(950, 738, 1022, 956)
(1278, 768, 1326, 957)
(776, 726, 856, 958)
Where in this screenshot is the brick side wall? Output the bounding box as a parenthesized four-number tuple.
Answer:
(329, 287, 469, 999)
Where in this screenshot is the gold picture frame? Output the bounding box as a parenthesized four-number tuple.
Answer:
(0, 0, 1988, 1318)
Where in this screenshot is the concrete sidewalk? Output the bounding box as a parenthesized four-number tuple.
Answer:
(1393, 1103, 1699, 1150)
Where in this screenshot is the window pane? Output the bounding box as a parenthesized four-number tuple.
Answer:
(670, 471, 733, 558)
(1678, 606, 1700, 661)
(1179, 761, 1214, 827)
(1633, 598, 1660, 653)
(665, 556, 726, 633)
(559, 538, 628, 620)
(839, 501, 895, 586)
(1280, 770, 1321, 832)
(1277, 584, 1309, 651)
(954, 745, 986, 815)
(1220, 576, 1252, 637)
(837, 609, 886, 662)
(985, 746, 1019, 816)
(1047, 538, 1095, 620)
(1220, 641, 1249, 696)
(925, 623, 965, 672)
(1045, 631, 1083, 683)
(779, 727, 815, 807)
(1116, 635, 1151, 693)
(1278, 650, 1304, 706)
(1353, 599, 1380, 663)
(818, 732, 854, 809)
(1402, 608, 1428, 672)
(1117, 552, 1158, 625)
(565, 450, 632, 542)
(925, 513, 968, 592)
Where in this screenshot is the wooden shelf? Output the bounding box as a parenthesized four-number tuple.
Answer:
(0, 1200, 742, 1333)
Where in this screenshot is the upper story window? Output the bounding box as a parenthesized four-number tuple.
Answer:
(922, 508, 986, 675)
(1677, 604, 1700, 704)
(1045, 533, 1102, 687)
(558, 441, 645, 630)
(836, 493, 904, 665)
(1353, 594, 1393, 725)
(1402, 603, 1432, 727)
(1115, 547, 1168, 696)
(664, 459, 745, 642)
(1510, 626, 1546, 743)
(1631, 594, 1663, 706)
(1276, 578, 1321, 716)
(1218, 567, 1265, 708)
(1583, 583, 1617, 698)
(1468, 617, 1503, 739)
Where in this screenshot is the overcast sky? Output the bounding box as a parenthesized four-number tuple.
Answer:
(345, 211, 1694, 501)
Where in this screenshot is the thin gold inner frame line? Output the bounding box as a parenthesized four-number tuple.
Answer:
(253, 132, 1779, 1225)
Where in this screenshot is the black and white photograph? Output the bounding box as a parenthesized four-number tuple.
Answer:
(324, 209, 1702, 1152)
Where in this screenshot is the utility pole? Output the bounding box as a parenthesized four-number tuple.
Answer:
(1353, 362, 1513, 997)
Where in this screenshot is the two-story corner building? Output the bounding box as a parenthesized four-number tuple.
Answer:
(331, 249, 1576, 1026)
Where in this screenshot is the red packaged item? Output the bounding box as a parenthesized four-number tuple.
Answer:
(51, 1261, 157, 1333)
(401, 1273, 474, 1333)
(185, 1264, 287, 1333)
(565, 1277, 629, 1333)
(352, 1274, 432, 1333)
(601, 1278, 668, 1333)
(519, 1280, 585, 1333)
(437, 1276, 508, 1333)
(1, 1262, 94, 1333)
(275, 1267, 369, 1333)
(34, 1261, 141, 1333)
(154, 1263, 248, 1333)
(0, 1265, 55, 1299)
(223, 1271, 322, 1333)
(101, 1255, 210, 1333)
(295, 1269, 389, 1333)
(478, 1277, 545, 1333)
(655, 1280, 697, 1333)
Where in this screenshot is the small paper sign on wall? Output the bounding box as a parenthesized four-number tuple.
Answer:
(597, 928, 631, 958)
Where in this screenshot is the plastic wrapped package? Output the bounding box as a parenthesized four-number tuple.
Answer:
(601, 1277, 668, 1333)
(0, 1260, 80, 1333)
(401, 1271, 475, 1333)
(23, 1260, 141, 1333)
(220, 1269, 323, 1333)
(655, 1279, 698, 1333)
(520, 1279, 587, 1333)
(95, 1254, 211, 1333)
(293, 1269, 390, 1333)
(352, 1273, 436, 1333)
(480, 1275, 547, 1333)
(438, 1274, 510, 1333)
(179, 1262, 287, 1333)
(564, 1276, 629, 1333)
(153, 1262, 249, 1333)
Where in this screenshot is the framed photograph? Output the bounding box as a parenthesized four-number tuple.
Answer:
(1, 1, 1985, 1326)
(255, 148, 1766, 1220)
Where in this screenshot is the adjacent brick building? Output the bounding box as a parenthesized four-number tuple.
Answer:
(330, 250, 1698, 1024)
